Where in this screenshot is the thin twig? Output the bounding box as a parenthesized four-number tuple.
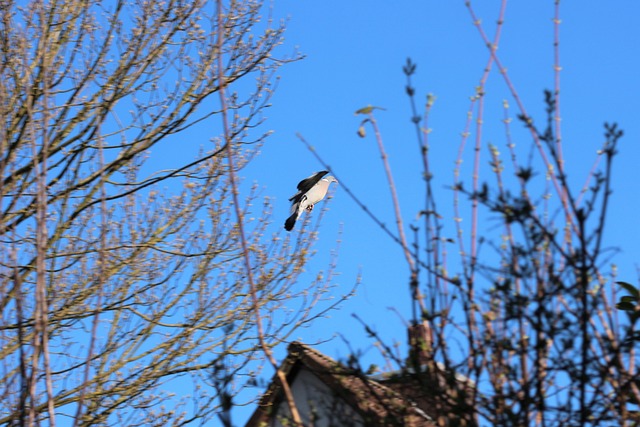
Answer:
(365, 112, 415, 274)
(553, 0, 564, 172)
(72, 115, 107, 427)
(215, 2, 302, 425)
(466, 1, 573, 228)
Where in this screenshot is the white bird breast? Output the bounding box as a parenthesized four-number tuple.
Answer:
(305, 180, 330, 205)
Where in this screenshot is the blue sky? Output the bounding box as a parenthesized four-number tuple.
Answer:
(236, 0, 640, 423)
(7, 1, 639, 425)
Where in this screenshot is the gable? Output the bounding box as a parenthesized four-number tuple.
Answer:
(269, 366, 365, 427)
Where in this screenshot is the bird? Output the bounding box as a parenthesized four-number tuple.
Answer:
(284, 171, 338, 231)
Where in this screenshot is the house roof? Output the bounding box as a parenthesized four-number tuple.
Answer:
(245, 341, 438, 427)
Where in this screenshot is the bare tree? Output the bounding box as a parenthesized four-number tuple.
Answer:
(0, 0, 342, 425)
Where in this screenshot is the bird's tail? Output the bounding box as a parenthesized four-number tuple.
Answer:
(285, 196, 305, 231)
(284, 212, 297, 231)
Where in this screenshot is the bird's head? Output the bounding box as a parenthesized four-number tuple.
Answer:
(324, 176, 338, 185)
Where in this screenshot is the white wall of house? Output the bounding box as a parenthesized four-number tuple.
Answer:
(272, 367, 365, 427)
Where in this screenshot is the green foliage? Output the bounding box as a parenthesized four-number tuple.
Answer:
(616, 281, 640, 329)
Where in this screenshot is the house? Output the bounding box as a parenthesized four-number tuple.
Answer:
(245, 322, 477, 427)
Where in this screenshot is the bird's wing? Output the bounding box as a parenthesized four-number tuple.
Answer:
(288, 171, 328, 202)
(288, 191, 303, 203)
(296, 171, 328, 193)
(289, 194, 306, 214)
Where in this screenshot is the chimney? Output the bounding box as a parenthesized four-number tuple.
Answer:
(408, 320, 433, 367)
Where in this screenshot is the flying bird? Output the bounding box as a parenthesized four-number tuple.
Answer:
(284, 171, 338, 231)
